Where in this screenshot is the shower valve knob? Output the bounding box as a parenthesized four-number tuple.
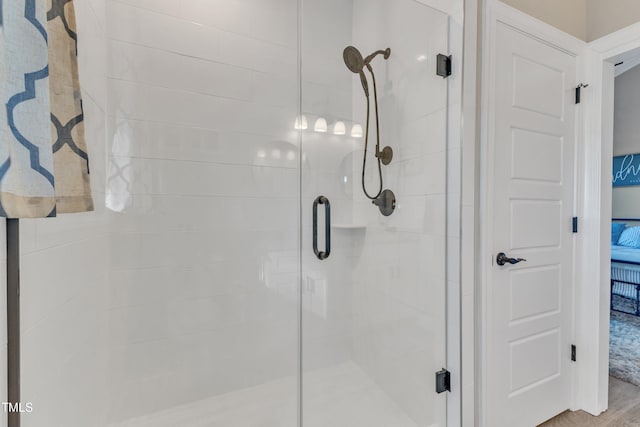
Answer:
(373, 189, 396, 216)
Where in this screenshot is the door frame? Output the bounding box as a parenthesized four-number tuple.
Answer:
(478, 1, 586, 424)
(575, 21, 640, 416)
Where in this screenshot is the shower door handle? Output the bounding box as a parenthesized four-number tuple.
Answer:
(313, 196, 331, 260)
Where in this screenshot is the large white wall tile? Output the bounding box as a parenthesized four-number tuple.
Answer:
(179, 0, 297, 47)
(104, 0, 299, 424)
(20, 2, 110, 426)
(107, 80, 296, 137)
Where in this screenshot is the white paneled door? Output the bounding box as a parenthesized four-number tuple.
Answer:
(486, 21, 576, 427)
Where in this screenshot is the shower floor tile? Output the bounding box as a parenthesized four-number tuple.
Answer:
(108, 362, 421, 427)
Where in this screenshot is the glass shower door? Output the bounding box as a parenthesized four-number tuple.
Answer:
(300, 0, 450, 425)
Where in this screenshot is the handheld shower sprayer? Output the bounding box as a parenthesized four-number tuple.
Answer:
(343, 46, 370, 97)
(343, 45, 396, 216)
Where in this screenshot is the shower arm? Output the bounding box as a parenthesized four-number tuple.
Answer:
(364, 50, 390, 65)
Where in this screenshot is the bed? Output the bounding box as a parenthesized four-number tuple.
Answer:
(611, 218, 640, 316)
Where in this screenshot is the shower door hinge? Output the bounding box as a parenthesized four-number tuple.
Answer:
(435, 369, 451, 393)
(572, 217, 578, 233)
(436, 54, 452, 78)
(571, 344, 577, 362)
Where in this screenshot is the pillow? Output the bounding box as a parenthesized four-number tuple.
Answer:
(617, 226, 640, 248)
(612, 223, 626, 245)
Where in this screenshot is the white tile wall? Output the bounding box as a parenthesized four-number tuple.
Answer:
(20, 1, 110, 426)
(104, 0, 299, 424)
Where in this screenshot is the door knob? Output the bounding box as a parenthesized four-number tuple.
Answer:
(496, 252, 527, 266)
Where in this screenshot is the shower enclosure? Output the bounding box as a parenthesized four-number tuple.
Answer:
(15, 0, 463, 426)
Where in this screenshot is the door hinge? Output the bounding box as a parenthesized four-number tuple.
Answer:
(435, 369, 451, 393)
(572, 217, 578, 233)
(571, 344, 577, 362)
(575, 83, 589, 104)
(436, 54, 452, 78)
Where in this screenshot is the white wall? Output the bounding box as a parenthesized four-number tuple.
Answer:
(587, 0, 640, 41)
(612, 65, 640, 218)
(613, 65, 640, 156)
(499, 0, 587, 40)
(499, 0, 640, 42)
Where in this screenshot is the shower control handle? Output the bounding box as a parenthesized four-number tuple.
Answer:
(313, 196, 331, 260)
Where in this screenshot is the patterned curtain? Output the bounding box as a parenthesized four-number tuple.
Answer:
(0, 0, 93, 218)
